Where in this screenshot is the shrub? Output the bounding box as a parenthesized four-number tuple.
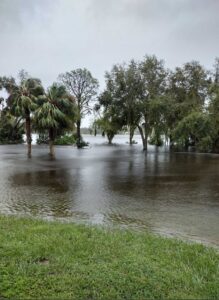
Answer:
(55, 134, 76, 145)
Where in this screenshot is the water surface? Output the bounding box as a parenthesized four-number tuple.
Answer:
(0, 135, 219, 247)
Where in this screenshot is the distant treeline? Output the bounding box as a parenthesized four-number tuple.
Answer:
(0, 55, 219, 156)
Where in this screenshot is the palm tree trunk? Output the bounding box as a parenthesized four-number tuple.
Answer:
(49, 128, 55, 158)
(25, 113, 31, 158)
(129, 126, 135, 145)
(76, 120, 81, 148)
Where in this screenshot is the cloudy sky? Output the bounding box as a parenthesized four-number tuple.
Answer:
(0, 0, 218, 118)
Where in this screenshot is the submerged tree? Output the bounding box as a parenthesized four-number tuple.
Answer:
(35, 84, 75, 157)
(136, 55, 167, 150)
(2, 75, 44, 157)
(110, 61, 142, 144)
(173, 112, 212, 151)
(97, 56, 168, 150)
(58, 68, 99, 148)
(208, 59, 219, 152)
(97, 61, 142, 145)
(97, 79, 125, 144)
(166, 61, 210, 148)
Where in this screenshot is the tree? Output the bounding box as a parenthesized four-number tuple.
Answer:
(96, 88, 124, 144)
(2, 75, 44, 157)
(35, 84, 75, 157)
(208, 59, 219, 152)
(166, 61, 210, 148)
(58, 68, 99, 148)
(97, 61, 142, 145)
(110, 61, 142, 145)
(95, 116, 120, 144)
(137, 55, 167, 150)
(97, 56, 168, 150)
(148, 96, 168, 146)
(173, 112, 212, 151)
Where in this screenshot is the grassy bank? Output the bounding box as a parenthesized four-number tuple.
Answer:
(0, 215, 218, 299)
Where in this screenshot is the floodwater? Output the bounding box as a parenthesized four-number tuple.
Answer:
(0, 135, 219, 248)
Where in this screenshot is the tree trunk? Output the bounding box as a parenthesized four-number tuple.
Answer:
(129, 126, 135, 145)
(49, 128, 55, 158)
(169, 134, 174, 148)
(76, 120, 81, 148)
(137, 125, 147, 151)
(184, 138, 189, 151)
(25, 113, 31, 158)
(212, 138, 219, 153)
(107, 132, 114, 145)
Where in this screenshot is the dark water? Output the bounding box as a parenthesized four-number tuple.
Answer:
(0, 135, 219, 247)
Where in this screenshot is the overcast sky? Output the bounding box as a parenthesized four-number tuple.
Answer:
(0, 0, 218, 124)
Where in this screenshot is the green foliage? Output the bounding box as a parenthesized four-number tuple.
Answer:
(1, 56, 219, 153)
(172, 112, 213, 151)
(37, 133, 89, 147)
(36, 134, 49, 145)
(208, 83, 219, 151)
(6, 77, 44, 117)
(95, 117, 121, 144)
(197, 136, 214, 153)
(35, 84, 75, 135)
(54, 134, 76, 145)
(166, 62, 209, 132)
(76, 139, 89, 148)
(0, 110, 24, 144)
(149, 133, 163, 146)
(148, 97, 168, 144)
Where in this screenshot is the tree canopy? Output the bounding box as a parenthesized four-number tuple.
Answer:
(1, 56, 219, 155)
(58, 68, 99, 148)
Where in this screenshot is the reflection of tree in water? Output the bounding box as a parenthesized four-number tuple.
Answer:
(12, 170, 69, 192)
(9, 169, 79, 217)
(100, 151, 219, 244)
(103, 151, 218, 206)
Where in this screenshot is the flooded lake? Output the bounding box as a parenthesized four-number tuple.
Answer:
(0, 134, 219, 247)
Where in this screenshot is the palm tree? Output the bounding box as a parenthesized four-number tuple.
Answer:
(35, 84, 75, 157)
(4, 77, 44, 157)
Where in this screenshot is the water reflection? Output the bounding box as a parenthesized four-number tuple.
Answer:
(0, 135, 219, 247)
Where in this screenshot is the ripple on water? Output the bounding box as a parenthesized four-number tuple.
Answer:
(0, 138, 219, 248)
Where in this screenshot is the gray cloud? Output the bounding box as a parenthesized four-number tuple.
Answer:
(0, 0, 54, 32)
(0, 0, 218, 93)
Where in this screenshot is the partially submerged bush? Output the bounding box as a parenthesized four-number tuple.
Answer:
(37, 134, 49, 144)
(76, 138, 89, 148)
(0, 111, 24, 144)
(55, 134, 76, 145)
(37, 133, 89, 147)
(149, 135, 163, 146)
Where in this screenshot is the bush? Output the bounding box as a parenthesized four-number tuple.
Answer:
(76, 138, 89, 148)
(149, 135, 163, 146)
(197, 136, 214, 153)
(0, 111, 24, 144)
(36, 134, 49, 145)
(55, 134, 76, 145)
(37, 133, 89, 147)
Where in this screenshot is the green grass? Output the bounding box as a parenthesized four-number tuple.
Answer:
(0, 215, 218, 299)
